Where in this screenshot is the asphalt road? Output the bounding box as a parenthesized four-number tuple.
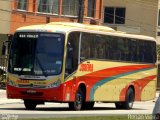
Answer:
(0, 100, 157, 119)
(0, 89, 158, 119)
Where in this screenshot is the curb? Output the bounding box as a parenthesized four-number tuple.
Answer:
(0, 98, 22, 105)
(0, 90, 159, 104)
(0, 89, 22, 104)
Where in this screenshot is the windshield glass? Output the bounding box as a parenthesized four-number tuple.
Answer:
(9, 32, 64, 76)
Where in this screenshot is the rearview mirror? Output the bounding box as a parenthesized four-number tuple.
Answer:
(2, 44, 6, 55)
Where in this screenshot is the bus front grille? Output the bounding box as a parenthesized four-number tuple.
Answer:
(20, 91, 43, 97)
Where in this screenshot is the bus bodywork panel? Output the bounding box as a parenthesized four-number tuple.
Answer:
(7, 85, 64, 101)
(7, 60, 156, 102)
(7, 73, 65, 101)
(65, 60, 157, 102)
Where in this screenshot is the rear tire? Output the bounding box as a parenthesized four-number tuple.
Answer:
(115, 88, 134, 109)
(123, 87, 135, 109)
(24, 100, 37, 110)
(68, 87, 84, 111)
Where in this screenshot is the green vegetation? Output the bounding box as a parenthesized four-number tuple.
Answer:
(21, 116, 128, 120)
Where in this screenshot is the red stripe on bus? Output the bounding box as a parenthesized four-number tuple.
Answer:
(65, 64, 155, 101)
(84, 64, 154, 101)
(119, 75, 156, 101)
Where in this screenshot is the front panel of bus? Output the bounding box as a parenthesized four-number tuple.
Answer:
(7, 32, 66, 101)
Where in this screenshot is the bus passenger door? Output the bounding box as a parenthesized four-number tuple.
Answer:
(65, 32, 80, 77)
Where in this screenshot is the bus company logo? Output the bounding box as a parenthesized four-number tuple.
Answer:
(79, 63, 93, 72)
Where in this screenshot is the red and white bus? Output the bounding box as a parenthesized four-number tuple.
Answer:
(6, 22, 157, 110)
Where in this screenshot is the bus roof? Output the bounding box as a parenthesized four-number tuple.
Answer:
(16, 22, 156, 42)
(16, 22, 115, 33)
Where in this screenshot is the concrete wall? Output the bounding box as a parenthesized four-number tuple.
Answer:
(0, 0, 11, 34)
(0, 1, 11, 56)
(156, 0, 160, 44)
(103, 0, 158, 38)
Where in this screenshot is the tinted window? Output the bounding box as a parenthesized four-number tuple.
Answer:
(104, 7, 126, 24)
(129, 39, 137, 62)
(115, 8, 126, 24)
(80, 32, 156, 63)
(9, 33, 64, 76)
(104, 7, 114, 24)
(66, 32, 80, 74)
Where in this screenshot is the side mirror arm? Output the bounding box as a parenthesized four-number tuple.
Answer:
(2, 43, 6, 55)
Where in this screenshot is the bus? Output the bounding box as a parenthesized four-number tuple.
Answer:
(6, 22, 157, 110)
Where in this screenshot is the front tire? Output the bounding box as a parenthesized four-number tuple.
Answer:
(69, 87, 84, 110)
(24, 100, 37, 110)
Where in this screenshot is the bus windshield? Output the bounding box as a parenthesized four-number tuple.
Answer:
(9, 32, 64, 76)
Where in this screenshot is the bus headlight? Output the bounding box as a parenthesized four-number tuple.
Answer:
(46, 80, 61, 88)
(8, 80, 18, 87)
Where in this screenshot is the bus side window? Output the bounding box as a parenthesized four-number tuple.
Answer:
(66, 43, 73, 74)
(65, 32, 80, 77)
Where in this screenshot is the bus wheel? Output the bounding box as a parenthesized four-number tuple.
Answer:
(69, 87, 84, 111)
(124, 88, 135, 109)
(24, 100, 37, 110)
(83, 102, 95, 110)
